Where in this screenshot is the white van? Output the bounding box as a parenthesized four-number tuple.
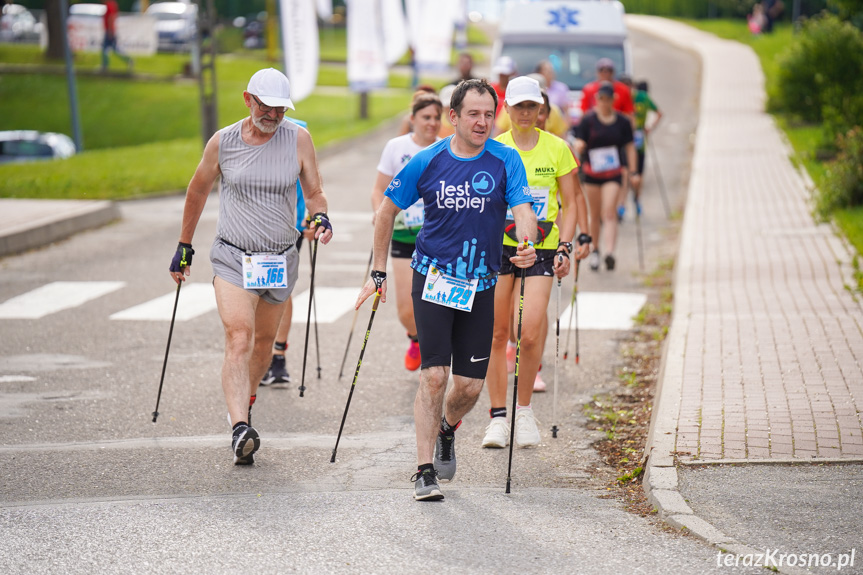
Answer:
(492, 0, 631, 124)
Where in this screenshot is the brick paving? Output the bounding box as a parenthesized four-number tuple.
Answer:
(630, 17, 863, 462)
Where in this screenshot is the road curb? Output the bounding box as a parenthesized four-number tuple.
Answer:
(0, 199, 120, 258)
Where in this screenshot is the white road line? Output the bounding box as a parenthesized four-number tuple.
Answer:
(291, 286, 361, 324)
(559, 292, 648, 331)
(0, 281, 125, 319)
(109, 283, 216, 322)
(0, 375, 36, 383)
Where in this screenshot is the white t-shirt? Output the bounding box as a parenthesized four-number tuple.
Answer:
(377, 133, 437, 236)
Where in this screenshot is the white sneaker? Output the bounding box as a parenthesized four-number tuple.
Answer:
(515, 407, 541, 448)
(589, 250, 600, 271)
(481, 417, 510, 448)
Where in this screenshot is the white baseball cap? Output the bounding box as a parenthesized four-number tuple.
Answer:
(247, 68, 295, 110)
(493, 56, 517, 76)
(505, 76, 544, 106)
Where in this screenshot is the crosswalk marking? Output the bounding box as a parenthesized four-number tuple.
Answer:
(109, 283, 217, 322)
(291, 287, 361, 324)
(559, 292, 648, 331)
(0, 281, 125, 319)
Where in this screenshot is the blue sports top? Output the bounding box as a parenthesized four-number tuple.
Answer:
(385, 136, 532, 291)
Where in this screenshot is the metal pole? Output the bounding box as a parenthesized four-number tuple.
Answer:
(58, 0, 83, 151)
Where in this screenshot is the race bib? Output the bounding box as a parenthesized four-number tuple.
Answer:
(402, 198, 424, 228)
(588, 146, 620, 172)
(506, 186, 550, 221)
(243, 254, 288, 289)
(634, 129, 645, 149)
(422, 266, 477, 312)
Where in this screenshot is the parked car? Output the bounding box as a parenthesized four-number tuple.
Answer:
(0, 131, 77, 164)
(68, 3, 107, 19)
(145, 1, 197, 52)
(0, 4, 43, 42)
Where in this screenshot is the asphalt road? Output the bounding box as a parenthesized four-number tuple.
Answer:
(0, 30, 766, 575)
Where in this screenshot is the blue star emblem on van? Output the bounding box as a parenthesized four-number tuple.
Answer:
(547, 6, 579, 31)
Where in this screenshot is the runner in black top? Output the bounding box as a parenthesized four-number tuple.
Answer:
(573, 82, 639, 271)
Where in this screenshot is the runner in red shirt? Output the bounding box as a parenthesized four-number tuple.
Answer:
(580, 58, 633, 116)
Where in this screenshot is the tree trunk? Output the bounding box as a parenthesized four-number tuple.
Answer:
(45, 0, 65, 60)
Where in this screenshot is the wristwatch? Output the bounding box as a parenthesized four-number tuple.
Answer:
(577, 233, 592, 246)
(557, 241, 573, 255)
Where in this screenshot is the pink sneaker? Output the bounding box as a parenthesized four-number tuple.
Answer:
(533, 370, 546, 392)
(405, 339, 421, 371)
(506, 341, 516, 374)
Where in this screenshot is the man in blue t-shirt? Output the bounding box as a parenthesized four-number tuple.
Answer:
(356, 79, 538, 501)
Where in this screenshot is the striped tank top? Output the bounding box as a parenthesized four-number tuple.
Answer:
(216, 118, 301, 253)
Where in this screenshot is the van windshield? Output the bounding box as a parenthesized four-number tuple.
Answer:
(501, 45, 626, 91)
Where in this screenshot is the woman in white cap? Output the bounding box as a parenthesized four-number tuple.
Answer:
(370, 90, 443, 372)
(482, 76, 590, 449)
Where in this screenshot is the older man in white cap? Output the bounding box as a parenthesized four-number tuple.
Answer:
(168, 68, 333, 465)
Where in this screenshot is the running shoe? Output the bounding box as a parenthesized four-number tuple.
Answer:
(515, 407, 541, 448)
(404, 338, 421, 371)
(434, 429, 457, 481)
(589, 250, 601, 271)
(231, 424, 260, 465)
(506, 341, 517, 374)
(481, 417, 510, 448)
(533, 370, 547, 392)
(617, 205, 625, 222)
(605, 254, 616, 271)
(260, 354, 290, 386)
(411, 468, 444, 501)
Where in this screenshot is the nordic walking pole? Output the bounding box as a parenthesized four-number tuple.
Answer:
(506, 238, 529, 494)
(338, 249, 373, 380)
(552, 262, 562, 438)
(308, 241, 322, 379)
(562, 280, 577, 361)
(152, 281, 181, 423)
(647, 137, 671, 219)
(331, 288, 382, 462)
(634, 189, 645, 272)
(574, 260, 581, 365)
(299, 235, 320, 398)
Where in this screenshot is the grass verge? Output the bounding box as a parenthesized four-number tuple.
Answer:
(680, 19, 863, 273)
(0, 47, 413, 199)
(584, 256, 675, 518)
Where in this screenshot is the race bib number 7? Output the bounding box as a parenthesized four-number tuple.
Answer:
(422, 266, 477, 312)
(243, 254, 288, 289)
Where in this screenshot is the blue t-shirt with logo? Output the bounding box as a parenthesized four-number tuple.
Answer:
(384, 136, 532, 291)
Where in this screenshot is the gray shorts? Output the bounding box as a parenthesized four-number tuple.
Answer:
(210, 237, 300, 305)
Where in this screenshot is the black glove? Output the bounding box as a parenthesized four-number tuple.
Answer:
(312, 212, 333, 233)
(169, 242, 194, 272)
(577, 233, 593, 246)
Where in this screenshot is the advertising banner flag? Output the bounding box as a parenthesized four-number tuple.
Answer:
(347, 0, 387, 92)
(280, 0, 319, 103)
(405, 0, 457, 72)
(381, 0, 408, 65)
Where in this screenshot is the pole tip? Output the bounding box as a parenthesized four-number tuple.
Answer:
(575, 355, 580, 365)
(551, 425, 559, 438)
(505, 482, 511, 494)
(330, 451, 337, 463)
(563, 352, 569, 360)
(151, 412, 158, 423)
(298, 386, 305, 397)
